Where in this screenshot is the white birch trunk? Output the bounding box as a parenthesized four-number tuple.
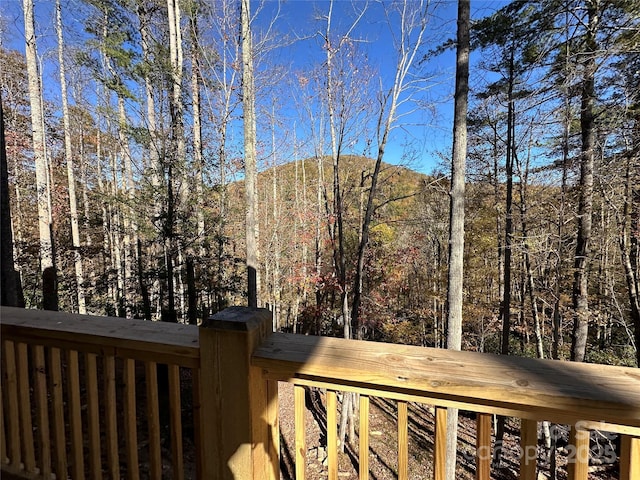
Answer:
(167, 0, 185, 319)
(56, 0, 86, 314)
(23, 0, 57, 309)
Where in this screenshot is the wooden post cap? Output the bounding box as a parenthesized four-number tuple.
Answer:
(201, 306, 272, 332)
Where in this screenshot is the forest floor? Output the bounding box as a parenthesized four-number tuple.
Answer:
(276, 382, 620, 480)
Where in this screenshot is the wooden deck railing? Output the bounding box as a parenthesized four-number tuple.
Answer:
(1, 306, 639, 479)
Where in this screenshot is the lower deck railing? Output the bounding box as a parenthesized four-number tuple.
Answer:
(1, 306, 639, 479)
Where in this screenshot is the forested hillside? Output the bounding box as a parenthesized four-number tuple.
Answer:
(1, 0, 638, 368)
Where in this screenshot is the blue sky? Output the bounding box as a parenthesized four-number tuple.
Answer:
(259, 0, 461, 173)
(1, 0, 504, 175)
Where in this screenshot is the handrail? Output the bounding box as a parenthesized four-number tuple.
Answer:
(253, 331, 640, 480)
(0, 306, 200, 367)
(1, 306, 202, 480)
(253, 332, 640, 432)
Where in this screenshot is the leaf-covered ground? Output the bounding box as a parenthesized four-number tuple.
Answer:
(277, 382, 619, 480)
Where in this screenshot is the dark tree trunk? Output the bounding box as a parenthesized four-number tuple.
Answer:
(494, 41, 516, 471)
(187, 256, 198, 325)
(571, 0, 598, 363)
(163, 165, 177, 324)
(0, 96, 24, 307)
(501, 45, 516, 357)
(138, 239, 152, 321)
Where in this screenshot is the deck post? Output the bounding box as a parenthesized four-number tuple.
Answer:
(197, 307, 279, 479)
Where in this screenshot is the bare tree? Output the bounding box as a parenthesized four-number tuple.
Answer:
(323, 0, 367, 341)
(56, 0, 86, 314)
(205, 0, 243, 311)
(189, 1, 205, 323)
(351, 0, 432, 339)
(23, 0, 57, 310)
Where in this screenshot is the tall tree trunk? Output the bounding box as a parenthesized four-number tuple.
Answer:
(315, 153, 324, 320)
(500, 45, 516, 357)
(138, 1, 162, 321)
(322, 0, 367, 449)
(445, 1, 469, 478)
(1, 95, 24, 307)
(23, 0, 57, 310)
(110, 153, 125, 316)
(10, 129, 23, 260)
(190, 6, 206, 319)
(138, 238, 152, 321)
(619, 139, 640, 366)
(212, 0, 240, 313)
(494, 39, 516, 471)
(493, 128, 504, 307)
(79, 134, 91, 248)
(190, 9, 205, 257)
(323, 0, 349, 340)
(241, 0, 260, 308)
(270, 109, 281, 330)
(571, 0, 598, 362)
(518, 149, 544, 360)
(164, 164, 177, 323)
(554, 71, 571, 362)
(56, 0, 86, 314)
(166, 0, 185, 321)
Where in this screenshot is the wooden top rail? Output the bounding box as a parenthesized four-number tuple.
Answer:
(253, 333, 640, 431)
(0, 306, 200, 368)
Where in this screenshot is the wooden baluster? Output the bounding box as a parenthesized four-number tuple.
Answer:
(267, 379, 280, 480)
(124, 358, 140, 480)
(67, 349, 84, 479)
(567, 426, 589, 480)
(519, 419, 537, 480)
(0, 383, 6, 465)
(86, 353, 102, 479)
(3, 340, 20, 470)
(434, 407, 447, 480)
(191, 367, 203, 479)
(295, 385, 306, 480)
(398, 401, 409, 480)
(169, 364, 184, 480)
(16, 342, 35, 473)
(104, 354, 119, 480)
(620, 435, 640, 480)
(49, 347, 67, 478)
(146, 361, 162, 480)
(33, 345, 51, 477)
(359, 395, 370, 480)
(476, 413, 491, 480)
(327, 390, 338, 480)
